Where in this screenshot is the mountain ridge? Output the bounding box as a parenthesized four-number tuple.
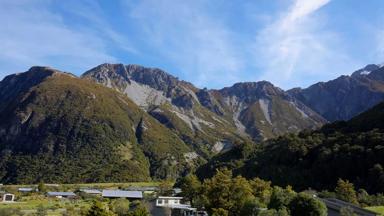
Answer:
(288, 64, 384, 121)
(197, 101, 384, 193)
(0, 66, 201, 183)
(2, 62, 384, 183)
(82, 63, 326, 142)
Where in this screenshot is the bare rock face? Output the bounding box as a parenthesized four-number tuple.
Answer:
(196, 88, 224, 116)
(82, 63, 325, 142)
(289, 64, 384, 121)
(0, 66, 204, 183)
(82, 64, 247, 157)
(209, 81, 326, 140)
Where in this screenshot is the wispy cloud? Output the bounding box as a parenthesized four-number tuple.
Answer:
(253, 0, 358, 89)
(0, 0, 120, 77)
(376, 21, 384, 61)
(0, 0, 378, 89)
(123, 0, 245, 88)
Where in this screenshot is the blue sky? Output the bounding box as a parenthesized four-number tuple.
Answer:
(0, 0, 383, 89)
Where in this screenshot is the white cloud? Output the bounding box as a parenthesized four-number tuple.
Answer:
(253, 0, 358, 89)
(376, 28, 384, 60)
(124, 0, 245, 88)
(288, 0, 330, 21)
(0, 0, 119, 77)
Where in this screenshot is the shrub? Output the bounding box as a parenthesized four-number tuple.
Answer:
(288, 193, 327, 216)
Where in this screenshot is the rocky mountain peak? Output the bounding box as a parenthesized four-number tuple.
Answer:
(289, 62, 384, 121)
(125, 64, 180, 92)
(351, 64, 381, 77)
(82, 63, 130, 87)
(83, 63, 194, 94)
(0, 66, 60, 102)
(219, 81, 285, 101)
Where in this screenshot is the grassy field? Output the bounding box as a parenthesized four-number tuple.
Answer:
(0, 182, 160, 215)
(366, 206, 384, 215)
(1, 181, 160, 189)
(0, 198, 91, 215)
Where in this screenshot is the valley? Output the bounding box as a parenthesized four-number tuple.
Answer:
(1, 63, 384, 215)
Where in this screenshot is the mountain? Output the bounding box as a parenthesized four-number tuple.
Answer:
(82, 64, 248, 158)
(3, 62, 384, 184)
(206, 82, 325, 140)
(0, 63, 327, 184)
(82, 63, 325, 142)
(0, 66, 197, 183)
(289, 64, 384, 122)
(197, 101, 384, 193)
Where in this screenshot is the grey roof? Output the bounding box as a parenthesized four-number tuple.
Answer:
(126, 186, 158, 191)
(102, 190, 143, 199)
(321, 198, 377, 216)
(80, 189, 102, 194)
(47, 192, 76, 197)
(173, 188, 182, 194)
(18, 188, 35, 192)
(158, 196, 184, 200)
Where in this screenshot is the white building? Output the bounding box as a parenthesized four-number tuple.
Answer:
(156, 196, 198, 216)
(1, 193, 15, 202)
(156, 196, 183, 207)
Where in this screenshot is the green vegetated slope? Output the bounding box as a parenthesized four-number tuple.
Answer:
(82, 64, 323, 149)
(197, 102, 384, 193)
(0, 67, 192, 184)
(82, 63, 251, 162)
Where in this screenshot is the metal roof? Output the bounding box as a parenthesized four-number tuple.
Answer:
(18, 188, 35, 192)
(321, 198, 377, 216)
(47, 192, 76, 197)
(102, 190, 143, 199)
(173, 188, 182, 194)
(158, 196, 184, 200)
(126, 186, 158, 191)
(80, 189, 102, 194)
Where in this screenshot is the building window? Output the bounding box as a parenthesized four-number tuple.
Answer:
(158, 199, 164, 205)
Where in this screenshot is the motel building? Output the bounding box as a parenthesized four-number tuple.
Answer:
(0, 192, 15, 202)
(156, 196, 200, 216)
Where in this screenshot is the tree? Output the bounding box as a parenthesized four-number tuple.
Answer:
(86, 200, 116, 216)
(158, 180, 174, 196)
(356, 189, 370, 206)
(202, 169, 234, 214)
(230, 175, 255, 214)
(250, 177, 272, 205)
(38, 182, 46, 193)
(257, 208, 290, 216)
(335, 179, 358, 204)
(288, 193, 327, 216)
(368, 164, 384, 192)
(180, 174, 201, 205)
(128, 204, 149, 216)
(211, 208, 229, 216)
(239, 198, 264, 216)
(201, 169, 258, 215)
(110, 198, 130, 216)
(268, 186, 296, 210)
